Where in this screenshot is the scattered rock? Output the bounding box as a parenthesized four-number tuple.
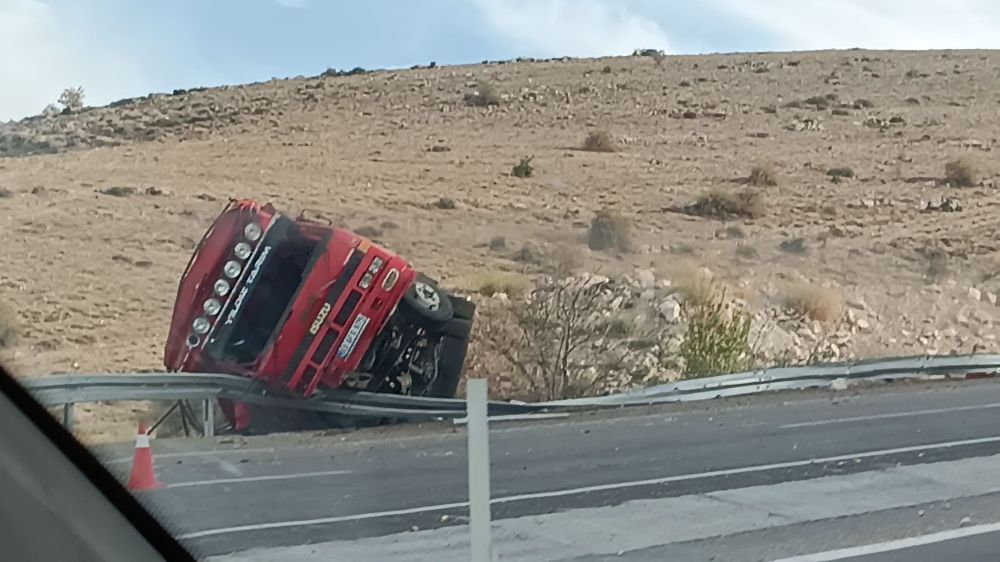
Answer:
(429, 145, 451, 152)
(830, 378, 849, 391)
(923, 197, 962, 212)
(959, 516, 973, 527)
(969, 287, 982, 301)
(636, 268, 656, 289)
(101, 186, 137, 197)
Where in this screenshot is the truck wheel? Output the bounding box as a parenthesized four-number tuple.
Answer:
(400, 274, 453, 327)
(441, 317, 472, 339)
(429, 334, 471, 398)
(450, 295, 476, 320)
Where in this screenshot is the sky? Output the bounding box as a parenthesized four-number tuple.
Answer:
(3, 0, 1000, 121)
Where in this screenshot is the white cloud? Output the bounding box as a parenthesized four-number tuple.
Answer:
(275, 0, 309, 8)
(0, 0, 152, 121)
(472, 0, 671, 57)
(704, 0, 1000, 50)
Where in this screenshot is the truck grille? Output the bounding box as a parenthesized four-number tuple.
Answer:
(334, 290, 362, 326)
(280, 250, 365, 390)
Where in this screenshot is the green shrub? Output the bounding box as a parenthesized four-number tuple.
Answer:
(512, 156, 534, 178)
(679, 284, 753, 377)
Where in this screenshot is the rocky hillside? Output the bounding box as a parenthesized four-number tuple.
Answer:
(2, 48, 999, 439)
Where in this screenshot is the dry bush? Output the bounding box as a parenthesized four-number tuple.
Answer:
(473, 276, 641, 401)
(0, 302, 20, 348)
(735, 243, 759, 259)
(473, 271, 531, 298)
(679, 281, 754, 378)
(671, 264, 717, 307)
(748, 164, 778, 187)
(778, 237, 808, 255)
(354, 225, 382, 239)
(945, 159, 977, 187)
(826, 167, 855, 179)
(434, 197, 456, 209)
(58, 86, 85, 113)
(782, 282, 843, 323)
(924, 248, 949, 282)
(548, 244, 586, 277)
(587, 209, 632, 252)
(680, 189, 766, 220)
(511, 241, 543, 265)
(582, 130, 618, 152)
(488, 236, 507, 251)
(464, 81, 501, 107)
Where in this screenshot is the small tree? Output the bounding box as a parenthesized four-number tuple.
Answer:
(482, 275, 641, 401)
(58, 87, 85, 113)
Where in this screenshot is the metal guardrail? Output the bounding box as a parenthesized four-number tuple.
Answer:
(545, 354, 1000, 407)
(18, 354, 1000, 435)
(22, 372, 545, 434)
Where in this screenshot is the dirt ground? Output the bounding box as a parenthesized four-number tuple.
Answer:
(2, 49, 999, 441)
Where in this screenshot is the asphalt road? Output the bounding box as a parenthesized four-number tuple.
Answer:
(92, 380, 1000, 561)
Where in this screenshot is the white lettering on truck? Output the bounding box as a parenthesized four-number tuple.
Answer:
(224, 245, 272, 326)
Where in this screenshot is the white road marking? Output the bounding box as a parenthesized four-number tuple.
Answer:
(179, 434, 1000, 540)
(770, 521, 1000, 561)
(103, 446, 280, 464)
(780, 402, 1000, 429)
(181, 501, 470, 539)
(166, 470, 351, 489)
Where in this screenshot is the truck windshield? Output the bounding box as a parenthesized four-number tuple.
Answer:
(210, 219, 321, 365)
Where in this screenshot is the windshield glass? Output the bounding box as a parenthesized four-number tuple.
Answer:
(4, 2, 1000, 561)
(210, 220, 320, 365)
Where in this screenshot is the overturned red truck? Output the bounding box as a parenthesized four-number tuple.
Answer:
(163, 199, 474, 432)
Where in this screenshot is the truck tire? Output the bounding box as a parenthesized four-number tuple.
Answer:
(441, 317, 472, 339)
(400, 274, 453, 327)
(429, 334, 471, 398)
(450, 295, 476, 321)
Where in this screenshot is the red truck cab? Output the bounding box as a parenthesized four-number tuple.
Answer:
(164, 199, 474, 429)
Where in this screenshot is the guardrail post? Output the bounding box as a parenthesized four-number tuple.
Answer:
(466, 379, 493, 562)
(202, 398, 215, 438)
(62, 403, 74, 433)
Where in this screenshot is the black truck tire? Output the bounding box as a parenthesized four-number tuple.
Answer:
(400, 274, 453, 328)
(429, 333, 472, 398)
(450, 295, 476, 320)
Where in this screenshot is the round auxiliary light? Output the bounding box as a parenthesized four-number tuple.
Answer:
(223, 260, 242, 279)
(214, 279, 231, 297)
(203, 298, 222, 316)
(234, 242, 252, 260)
(244, 222, 262, 242)
(192, 317, 211, 335)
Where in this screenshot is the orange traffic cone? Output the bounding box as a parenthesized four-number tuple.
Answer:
(127, 422, 163, 491)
